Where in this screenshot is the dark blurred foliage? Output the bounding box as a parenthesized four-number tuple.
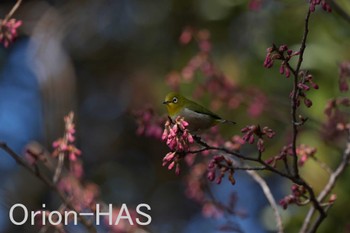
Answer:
(0, 0, 350, 233)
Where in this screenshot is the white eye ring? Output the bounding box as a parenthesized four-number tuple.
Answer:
(172, 97, 178, 103)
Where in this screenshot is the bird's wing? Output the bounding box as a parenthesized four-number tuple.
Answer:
(186, 99, 222, 120)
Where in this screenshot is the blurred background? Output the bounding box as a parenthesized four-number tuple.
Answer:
(0, 0, 350, 232)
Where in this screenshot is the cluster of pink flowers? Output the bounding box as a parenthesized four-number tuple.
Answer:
(134, 107, 164, 139)
(241, 125, 275, 152)
(264, 44, 300, 78)
(161, 117, 195, 174)
(266, 143, 316, 167)
(207, 155, 236, 185)
(279, 184, 306, 209)
(224, 135, 245, 152)
(338, 61, 350, 92)
(162, 151, 181, 175)
(0, 18, 22, 48)
(299, 73, 319, 90)
(323, 97, 350, 140)
(264, 44, 319, 109)
(162, 117, 194, 151)
(168, 27, 213, 85)
(309, 0, 332, 12)
(52, 112, 82, 161)
(247, 90, 267, 118)
(266, 144, 292, 167)
(296, 144, 317, 166)
(295, 72, 319, 108)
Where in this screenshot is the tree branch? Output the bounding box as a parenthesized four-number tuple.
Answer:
(4, 0, 22, 21)
(291, 8, 312, 179)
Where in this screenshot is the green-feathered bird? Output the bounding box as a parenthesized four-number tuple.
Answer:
(163, 92, 235, 131)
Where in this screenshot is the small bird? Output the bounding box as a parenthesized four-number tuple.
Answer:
(163, 92, 235, 131)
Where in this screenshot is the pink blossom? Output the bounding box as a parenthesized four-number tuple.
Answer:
(248, 0, 262, 11)
(207, 170, 215, 181)
(207, 155, 235, 185)
(241, 125, 256, 144)
(296, 144, 317, 166)
(285, 67, 290, 78)
(279, 64, 285, 74)
(179, 27, 193, 45)
(162, 117, 194, 152)
(310, 0, 332, 13)
(168, 161, 175, 170)
(304, 98, 313, 108)
(263, 53, 274, 68)
(257, 138, 264, 152)
(224, 135, 244, 151)
(134, 107, 164, 139)
(279, 184, 306, 209)
(202, 202, 223, 219)
(298, 83, 310, 91)
(0, 18, 22, 48)
(247, 91, 266, 118)
(262, 126, 276, 138)
(51, 112, 82, 162)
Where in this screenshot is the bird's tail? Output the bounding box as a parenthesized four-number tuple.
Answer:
(217, 119, 236, 125)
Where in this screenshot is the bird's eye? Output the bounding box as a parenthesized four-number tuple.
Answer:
(172, 97, 178, 103)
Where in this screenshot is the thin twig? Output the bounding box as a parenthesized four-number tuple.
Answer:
(193, 136, 292, 178)
(4, 0, 22, 21)
(53, 152, 65, 183)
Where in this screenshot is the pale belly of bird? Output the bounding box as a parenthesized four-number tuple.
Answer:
(172, 108, 216, 131)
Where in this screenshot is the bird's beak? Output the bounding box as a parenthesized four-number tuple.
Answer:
(163, 100, 171, 104)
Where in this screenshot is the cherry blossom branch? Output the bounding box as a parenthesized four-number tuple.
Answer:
(0, 142, 97, 233)
(291, 8, 311, 179)
(53, 114, 73, 183)
(53, 152, 65, 183)
(300, 129, 350, 233)
(289, 7, 329, 224)
(0, 0, 23, 47)
(265, 6, 327, 223)
(190, 135, 284, 231)
(193, 135, 293, 179)
(192, 134, 325, 218)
